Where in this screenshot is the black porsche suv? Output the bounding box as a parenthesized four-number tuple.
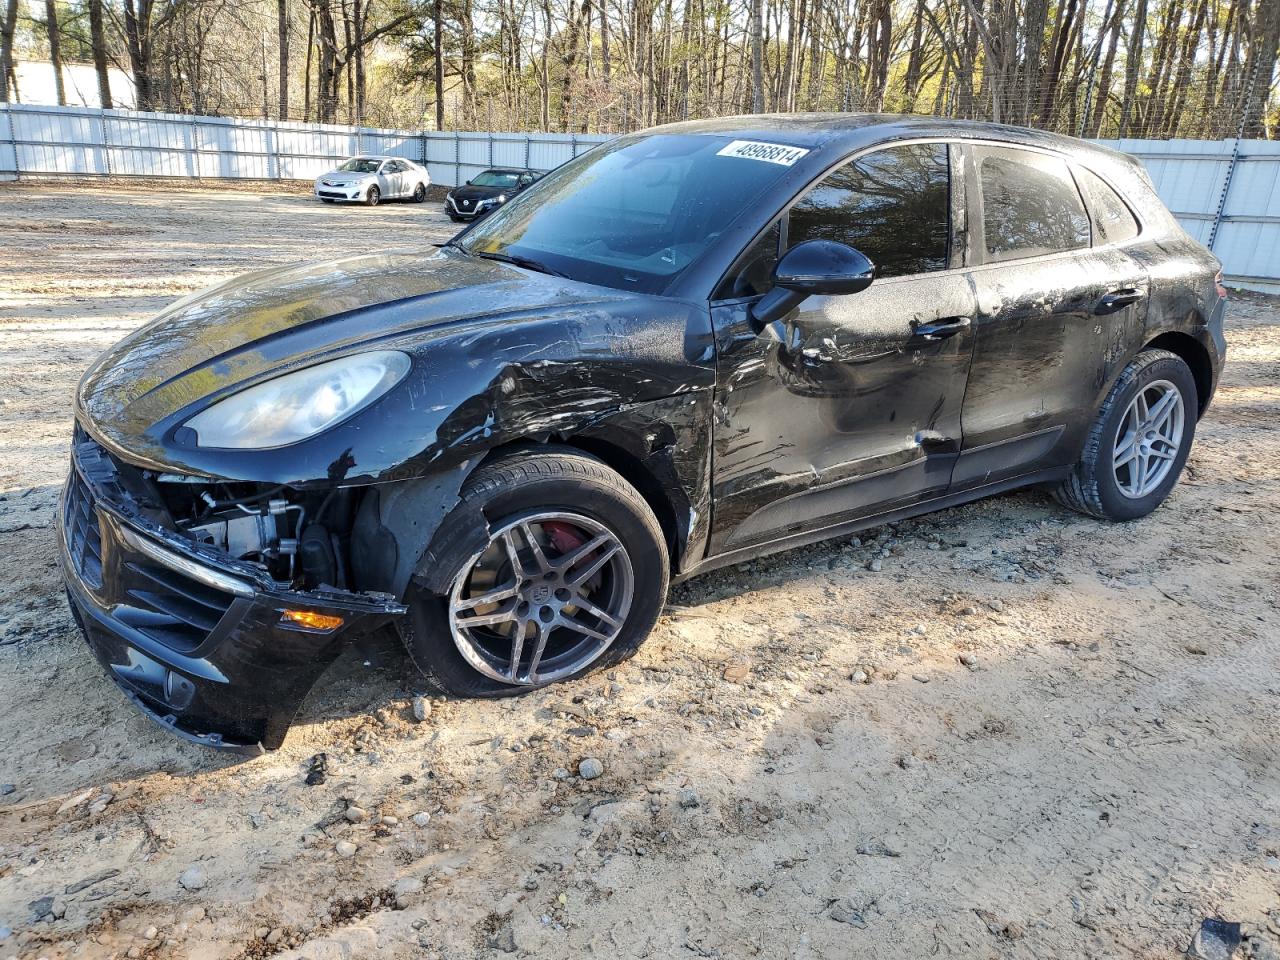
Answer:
(444, 167, 543, 222)
(60, 115, 1225, 752)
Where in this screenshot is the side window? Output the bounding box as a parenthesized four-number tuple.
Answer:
(715, 221, 781, 299)
(978, 148, 1090, 262)
(1076, 166, 1140, 244)
(786, 143, 950, 278)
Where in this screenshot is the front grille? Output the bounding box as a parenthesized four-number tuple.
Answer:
(64, 470, 104, 590)
(318, 190, 348, 199)
(115, 559, 236, 653)
(67, 426, 237, 653)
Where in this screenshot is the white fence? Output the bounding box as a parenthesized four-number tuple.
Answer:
(0, 103, 608, 191)
(2, 103, 1277, 292)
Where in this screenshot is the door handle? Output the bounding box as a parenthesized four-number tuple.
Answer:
(1095, 288, 1144, 314)
(910, 316, 971, 342)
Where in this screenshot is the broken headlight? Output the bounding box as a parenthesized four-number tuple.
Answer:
(184, 351, 410, 449)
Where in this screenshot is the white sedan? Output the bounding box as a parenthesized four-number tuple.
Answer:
(314, 156, 431, 206)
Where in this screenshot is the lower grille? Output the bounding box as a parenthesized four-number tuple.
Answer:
(115, 560, 236, 653)
(64, 471, 104, 590)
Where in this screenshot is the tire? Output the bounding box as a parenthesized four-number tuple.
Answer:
(398, 446, 669, 698)
(1053, 348, 1197, 521)
(413, 183, 427, 203)
(365, 185, 380, 207)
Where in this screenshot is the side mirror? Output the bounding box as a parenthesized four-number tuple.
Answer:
(465, 179, 472, 185)
(750, 240, 875, 331)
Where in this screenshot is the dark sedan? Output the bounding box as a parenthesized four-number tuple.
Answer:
(444, 168, 543, 221)
(60, 115, 1225, 752)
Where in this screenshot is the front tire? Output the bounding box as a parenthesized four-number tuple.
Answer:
(365, 185, 380, 206)
(399, 447, 669, 698)
(1054, 349, 1197, 521)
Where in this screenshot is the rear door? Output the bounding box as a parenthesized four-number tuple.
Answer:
(954, 145, 1149, 490)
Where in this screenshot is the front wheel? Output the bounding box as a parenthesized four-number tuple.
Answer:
(398, 447, 669, 698)
(1054, 348, 1197, 521)
(365, 185, 380, 206)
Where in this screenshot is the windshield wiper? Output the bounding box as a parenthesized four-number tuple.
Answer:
(472, 250, 568, 278)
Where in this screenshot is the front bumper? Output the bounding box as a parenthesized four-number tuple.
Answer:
(315, 183, 366, 202)
(58, 433, 404, 753)
(445, 195, 497, 219)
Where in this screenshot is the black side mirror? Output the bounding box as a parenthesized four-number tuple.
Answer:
(750, 240, 875, 331)
(465, 179, 472, 185)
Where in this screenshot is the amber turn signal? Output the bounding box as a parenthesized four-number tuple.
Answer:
(280, 609, 345, 632)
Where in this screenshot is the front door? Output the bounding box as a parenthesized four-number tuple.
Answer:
(709, 141, 978, 555)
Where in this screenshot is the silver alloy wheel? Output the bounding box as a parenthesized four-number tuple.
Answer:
(1113, 378, 1185, 499)
(447, 511, 635, 686)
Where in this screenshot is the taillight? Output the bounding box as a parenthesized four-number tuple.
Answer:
(1215, 270, 1228, 299)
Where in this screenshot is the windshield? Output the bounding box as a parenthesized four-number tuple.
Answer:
(459, 134, 801, 294)
(471, 171, 521, 188)
(338, 158, 382, 173)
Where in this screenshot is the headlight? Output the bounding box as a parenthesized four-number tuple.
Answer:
(496, 194, 506, 203)
(184, 351, 410, 449)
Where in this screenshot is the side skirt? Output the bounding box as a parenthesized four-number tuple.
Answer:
(674, 466, 1071, 583)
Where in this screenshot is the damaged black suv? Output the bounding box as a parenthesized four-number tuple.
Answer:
(60, 115, 1225, 752)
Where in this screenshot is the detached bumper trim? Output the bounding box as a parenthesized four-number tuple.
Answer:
(116, 523, 255, 598)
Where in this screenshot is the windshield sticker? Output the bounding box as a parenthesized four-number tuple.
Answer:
(716, 140, 810, 167)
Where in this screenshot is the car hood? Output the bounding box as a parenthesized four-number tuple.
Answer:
(450, 184, 508, 204)
(317, 171, 371, 184)
(77, 247, 633, 461)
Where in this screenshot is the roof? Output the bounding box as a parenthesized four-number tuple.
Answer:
(646, 113, 1140, 171)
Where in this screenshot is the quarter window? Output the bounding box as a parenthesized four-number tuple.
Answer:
(787, 143, 950, 278)
(1076, 166, 1140, 244)
(978, 148, 1090, 262)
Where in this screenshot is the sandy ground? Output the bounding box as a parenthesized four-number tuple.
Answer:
(0, 181, 1277, 960)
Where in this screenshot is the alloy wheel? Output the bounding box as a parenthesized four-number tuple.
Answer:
(447, 511, 634, 686)
(1112, 379, 1184, 499)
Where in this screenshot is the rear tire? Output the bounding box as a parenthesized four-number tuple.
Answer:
(1053, 349, 1197, 521)
(398, 447, 669, 698)
(413, 183, 427, 203)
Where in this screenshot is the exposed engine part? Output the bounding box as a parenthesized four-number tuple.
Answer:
(185, 498, 304, 578)
(299, 523, 337, 588)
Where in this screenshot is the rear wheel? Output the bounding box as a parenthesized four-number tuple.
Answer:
(365, 185, 380, 207)
(1054, 349, 1197, 521)
(413, 183, 427, 203)
(398, 448, 668, 698)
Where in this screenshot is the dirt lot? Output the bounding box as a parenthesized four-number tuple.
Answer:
(0, 180, 1277, 960)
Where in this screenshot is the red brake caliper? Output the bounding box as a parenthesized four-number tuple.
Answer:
(542, 521, 597, 589)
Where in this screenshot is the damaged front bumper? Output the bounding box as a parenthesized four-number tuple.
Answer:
(58, 433, 405, 754)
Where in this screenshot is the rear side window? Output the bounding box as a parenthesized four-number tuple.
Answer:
(978, 148, 1090, 262)
(787, 142, 950, 278)
(1076, 166, 1141, 244)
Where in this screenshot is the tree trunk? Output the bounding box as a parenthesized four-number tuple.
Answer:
(123, 0, 155, 112)
(278, 0, 290, 118)
(87, 0, 112, 108)
(1241, 0, 1280, 138)
(44, 0, 66, 106)
(304, 6, 315, 121)
(750, 0, 764, 111)
(1086, 0, 1125, 137)
(353, 0, 366, 125)
(1119, 0, 1147, 136)
(1, 0, 19, 102)
(433, 0, 444, 130)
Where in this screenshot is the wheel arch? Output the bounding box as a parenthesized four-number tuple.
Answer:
(1141, 330, 1213, 418)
